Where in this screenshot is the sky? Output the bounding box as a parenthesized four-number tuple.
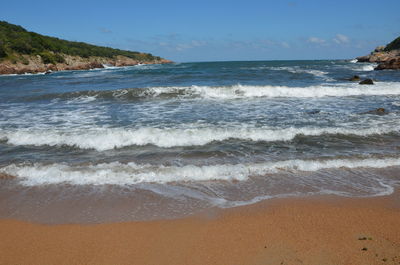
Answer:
(2, 0, 399, 62)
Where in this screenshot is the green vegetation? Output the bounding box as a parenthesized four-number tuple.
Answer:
(38, 51, 65, 64)
(0, 21, 161, 63)
(384, 37, 400, 51)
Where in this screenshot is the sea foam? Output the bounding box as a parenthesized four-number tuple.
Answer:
(175, 83, 400, 98)
(2, 156, 400, 186)
(27, 82, 400, 103)
(1, 124, 399, 150)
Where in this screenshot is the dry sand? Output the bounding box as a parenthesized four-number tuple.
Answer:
(0, 193, 399, 265)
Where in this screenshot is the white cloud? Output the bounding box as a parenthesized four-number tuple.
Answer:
(100, 28, 112, 34)
(307, 37, 326, 44)
(260, 39, 276, 46)
(281, 42, 290, 48)
(174, 40, 208, 51)
(333, 34, 350, 44)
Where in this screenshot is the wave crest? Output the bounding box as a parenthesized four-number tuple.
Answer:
(2, 156, 400, 186)
(26, 82, 400, 102)
(1, 125, 399, 150)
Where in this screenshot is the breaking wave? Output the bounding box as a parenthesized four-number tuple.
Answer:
(1, 125, 399, 150)
(270, 66, 334, 80)
(361, 65, 375, 71)
(2, 156, 400, 186)
(26, 82, 400, 102)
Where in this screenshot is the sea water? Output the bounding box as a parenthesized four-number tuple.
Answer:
(0, 60, 400, 223)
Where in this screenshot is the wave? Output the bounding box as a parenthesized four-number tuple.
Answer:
(0, 72, 47, 77)
(348, 63, 377, 72)
(361, 65, 375, 71)
(269, 66, 334, 81)
(101, 64, 124, 70)
(2, 156, 400, 186)
(26, 82, 400, 102)
(1, 125, 399, 150)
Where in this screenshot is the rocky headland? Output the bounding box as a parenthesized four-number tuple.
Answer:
(0, 55, 172, 75)
(0, 21, 172, 75)
(356, 37, 400, 70)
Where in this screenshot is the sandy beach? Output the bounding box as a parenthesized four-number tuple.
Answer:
(2, 3, 400, 265)
(1, 192, 399, 265)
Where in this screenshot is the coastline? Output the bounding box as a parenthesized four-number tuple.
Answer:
(356, 45, 400, 70)
(1, 192, 399, 265)
(0, 55, 173, 75)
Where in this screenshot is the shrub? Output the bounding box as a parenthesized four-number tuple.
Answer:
(9, 38, 33, 54)
(39, 51, 65, 64)
(0, 20, 162, 62)
(21, 56, 29, 65)
(384, 37, 400, 51)
(0, 44, 6, 58)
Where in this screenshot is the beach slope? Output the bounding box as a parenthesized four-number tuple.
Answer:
(0, 194, 399, 265)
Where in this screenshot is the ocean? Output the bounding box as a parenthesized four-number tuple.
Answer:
(1, 60, 400, 223)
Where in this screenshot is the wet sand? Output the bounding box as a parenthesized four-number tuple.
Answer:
(0, 193, 399, 265)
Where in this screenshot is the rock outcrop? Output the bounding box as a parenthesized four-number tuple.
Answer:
(0, 21, 173, 75)
(0, 54, 172, 75)
(361, 108, 388, 115)
(355, 37, 400, 70)
(374, 58, 400, 70)
(349, 75, 360, 81)
(359, 78, 374, 85)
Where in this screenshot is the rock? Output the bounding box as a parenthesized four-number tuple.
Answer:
(356, 41, 400, 68)
(368, 50, 399, 63)
(362, 108, 388, 115)
(349, 75, 360, 81)
(355, 55, 371, 62)
(307, 110, 320, 115)
(0, 65, 15, 75)
(359, 78, 374, 85)
(0, 173, 14, 179)
(0, 54, 172, 75)
(374, 46, 386, 52)
(88, 62, 104, 69)
(47, 64, 57, 71)
(375, 58, 400, 70)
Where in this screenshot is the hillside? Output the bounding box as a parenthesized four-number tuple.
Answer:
(356, 36, 400, 70)
(384, 37, 400, 51)
(0, 21, 171, 74)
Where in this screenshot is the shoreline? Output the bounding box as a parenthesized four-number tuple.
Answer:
(0, 55, 173, 75)
(0, 63, 160, 77)
(1, 192, 399, 265)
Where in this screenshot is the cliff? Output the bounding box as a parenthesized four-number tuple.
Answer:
(0, 21, 172, 75)
(356, 37, 400, 70)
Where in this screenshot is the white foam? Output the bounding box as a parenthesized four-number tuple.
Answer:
(361, 65, 375, 71)
(133, 82, 400, 99)
(0, 73, 18, 77)
(269, 66, 334, 81)
(0, 72, 46, 77)
(7, 82, 400, 101)
(2, 157, 400, 186)
(349, 63, 377, 72)
(101, 64, 126, 70)
(65, 95, 98, 104)
(1, 124, 399, 150)
(350, 59, 358, 63)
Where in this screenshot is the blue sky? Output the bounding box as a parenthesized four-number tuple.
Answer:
(2, 0, 399, 62)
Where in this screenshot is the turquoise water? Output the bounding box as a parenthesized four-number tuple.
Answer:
(0, 60, 400, 222)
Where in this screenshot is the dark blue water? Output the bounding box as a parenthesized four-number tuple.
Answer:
(0, 60, 400, 223)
